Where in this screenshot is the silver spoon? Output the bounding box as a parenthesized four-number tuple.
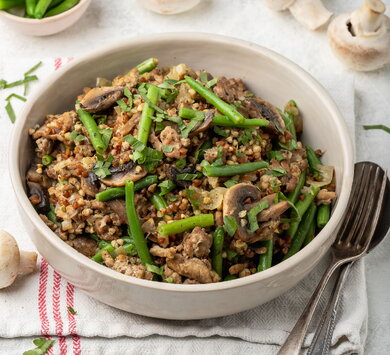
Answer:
(277, 162, 388, 355)
(307, 162, 390, 355)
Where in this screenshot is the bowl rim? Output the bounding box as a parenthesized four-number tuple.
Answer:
(0, 0, 90, 23)
(9, 32, 354, 293)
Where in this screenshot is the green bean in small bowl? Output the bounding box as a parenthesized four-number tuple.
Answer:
(0, 0, 91, 36)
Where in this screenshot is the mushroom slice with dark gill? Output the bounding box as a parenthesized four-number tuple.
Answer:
(80, 172, 100, 197)
(241, 98, 285, 135)
(27, 181, 50, 214)
(106, 199, 128, 224)
(189, 110, 215, 137)
(167, 165, 199, 188)
(100, 161, 147, 187)
(223, 184, 289, 243)
(79, 86, 124, 113)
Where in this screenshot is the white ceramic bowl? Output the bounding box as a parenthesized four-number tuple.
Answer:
(138, 0, 202, 14)
(0, 0, 91, 36)
(9, 33, 354, 320)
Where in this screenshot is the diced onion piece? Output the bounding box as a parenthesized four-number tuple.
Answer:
(193, 187, 227, 210)
(307, 165, 334, 187)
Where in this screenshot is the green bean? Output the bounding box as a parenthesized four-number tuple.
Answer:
(257, 238, 273, 272)
(0, 0, 24, 9)
(47, 204, 60, 226)
(203, 161, 269, 177)
(26, 0, 37, 16)
(212, 114, 269, 128)
(149, 193, 167, 211)
(44, 0, 79, 17)
(133, 84, 159, 161)
(287, 169, 306, 204)
(184, 76, 245, 124)
(95, 175, 158, 201)
(224, 275, 238, 281)
(135, 58, 158, 75)
(212, 226, 224, 277)
(47, 0, 62, 8)
(91, 243, 115, 263)
(303, 217, 316, 247)
(283, 204, 317, 260)
(125, 180, 154, 265)
(77, 109, 105, 154)
(157, 214, 214, 236)
(306, 145, 321, 177)
(287, 186, 320, 239)
(42, 154, 53, 166)
(317, 204, 330, 229)
(34, 0, 53, 18)
(179, 107, 205, 120)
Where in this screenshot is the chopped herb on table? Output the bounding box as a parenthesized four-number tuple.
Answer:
(23, 338, 55, 355)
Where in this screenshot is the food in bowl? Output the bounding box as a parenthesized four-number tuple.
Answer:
(26, 57, 337, 284)
(0, 0, 80, 19)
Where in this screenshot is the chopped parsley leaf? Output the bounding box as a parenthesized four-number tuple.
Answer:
(223, 215, 237, 237)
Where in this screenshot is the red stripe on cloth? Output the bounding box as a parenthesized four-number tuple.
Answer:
(66, 282, 81, 354)
(52, 271, 68, 354)
(54, 57, 62, 71)
(38, 258, 50, 335)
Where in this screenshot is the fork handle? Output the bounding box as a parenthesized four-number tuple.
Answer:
(277, 257, 343, 355)
(307, 262, 353, 355)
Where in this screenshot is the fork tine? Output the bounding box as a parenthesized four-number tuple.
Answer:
(336, 164, 372, 243)
(354, 169, 388, 249)
(346, 166, 380, 246)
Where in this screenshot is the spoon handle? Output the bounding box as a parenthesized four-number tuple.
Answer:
(277, 257, 342, 355)
(307, 262, 353, 355)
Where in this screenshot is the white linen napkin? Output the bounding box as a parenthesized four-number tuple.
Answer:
(0, 57, 363, 355)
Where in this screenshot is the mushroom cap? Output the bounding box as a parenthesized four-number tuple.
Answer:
(223, 183, 263, 243)
(0, 230, 20, 289)
(328, 12, 390, 71)
(100, 161, 147, 187)
(80, 86, 124, 113)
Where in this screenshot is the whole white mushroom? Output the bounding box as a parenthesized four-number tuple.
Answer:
(328, 0, 390, 71)
(0, 230, 37, 289)
(263, 0, 333, 30)
(138, 0, 202, 15)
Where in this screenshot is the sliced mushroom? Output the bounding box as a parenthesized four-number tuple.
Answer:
(80, 172, 100, 197)
(79, 86, 124, 113)
(245, 98, 285, 135)
(167, 165, 198, 188)
(0, 230, 37, 289)
(27, 181, 50, 214)
(223, 183, 262, 243)
(100, 161, 147, 187)
(189, 110, 215, 137)
(106, 199, 128, 224)
(328, 0, 390, 71)
(26, 165, 52, 188)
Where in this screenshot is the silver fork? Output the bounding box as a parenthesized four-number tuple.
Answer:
(277, 162, 388, 355)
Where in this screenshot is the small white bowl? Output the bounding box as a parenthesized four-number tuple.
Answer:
(0, 0, 91, 36)
(9, 33, 354, 320)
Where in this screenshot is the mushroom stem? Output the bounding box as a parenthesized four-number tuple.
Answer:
(263, 0, 296, 11)
(350, 0, 386, 36)
(289, 0, 333, 30)
(19, 251, 38, 274)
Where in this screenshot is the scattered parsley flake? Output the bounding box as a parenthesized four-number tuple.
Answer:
(176, 173, 199, 181)
(363, 124, 390, 134)
(199, 71, 208, 83)
(223, 216, 237, 237)
(175, 158, 186, 170)
(99, 128, 112, 150)
(247, 201, 269, 233)
(93, 154, 114, 178)
(162, 145, 174, 153)
(186, 188, 201, 209)
(67, 306, 77, 315)
(23, 338, 55, 355)
(205, 77, 218, 88)
(266, 168, 287, 177)
(159, 180, 176, 196)
(224, 180, 238, 188)
(238, 129, 254, 145)
(213, 126, 229, 137)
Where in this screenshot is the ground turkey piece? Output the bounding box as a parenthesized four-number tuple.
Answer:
(166, 254, 220, 283)
(31, 111, 76, 142)
(66, 236, 98, 258)
(212, 77, 248, 103)
(182, 227, 212, 258)
(159, 126, 189, 159)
